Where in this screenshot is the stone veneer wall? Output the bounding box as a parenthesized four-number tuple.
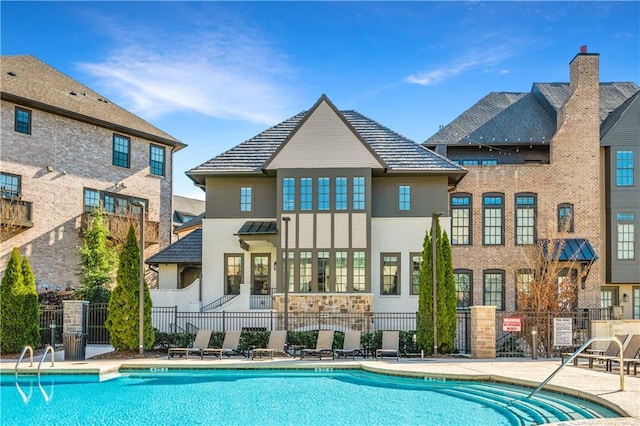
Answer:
(471, 305, 496, 359)
(63, 300, 89, 334)
(273, 294, 374, 331)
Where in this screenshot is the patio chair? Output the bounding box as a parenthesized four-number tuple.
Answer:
(300, 330, 335, 360)
(562, 334, 627, 368)
(335, 330, 364, 360)
(604, 334, 640, 374)
(168, 329, 212, 360)
(375, 330, 399, 361)
(202, 330, 243, 359)
(251, 330, 287, 360)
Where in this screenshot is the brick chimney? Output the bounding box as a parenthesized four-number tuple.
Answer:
(569, 45, 599, 92)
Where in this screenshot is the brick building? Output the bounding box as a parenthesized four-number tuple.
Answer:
(0, 55, 185, 290)
(424, 48, 639, 317)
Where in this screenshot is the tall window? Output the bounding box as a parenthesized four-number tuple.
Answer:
(410, 253, 421, 295)
(317, 251, 330, 292)
(516, 269, 533, 309)
(112, 134, 130, 168)
(15, 107, 31, 134)
(483, 270, 504, 310)
(617, 213, 635, 260)
(335, 252, 348, 292)
(225, 254, 243, 295)
(0, 173, 21, 198)
(282, 178, 295, 211)
(558, 203, 574, 233)
(454, 270, 472, 309)
(381, 254, 400, 295)
(633, 287, 640, 319)
(300, 178, 312, 211)
(616, 150, 634, 186)
(353, 177, 365, 210)
(252, 254, 270, 295)
(483, 193, 503, 245)
(601, 288, 618, 314)
(240, 187, 252, 212)
(335, 177, 347, 210)
(318, 177, 330, 211)
(515, 193, 536, 245)
(398, 185, 411, 211)
(285, 252, 295, 292)
(299, 252, 312, 292)
(353, 252, 366, 292)
(83, 189, 99, 209)
(451, 193, 471, 245)
(149, 144, 165, 176)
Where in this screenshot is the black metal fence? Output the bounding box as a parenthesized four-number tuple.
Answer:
(39, 305, 63, 346)
(87, 303, 110, 344)
(495, 309, 599, 358)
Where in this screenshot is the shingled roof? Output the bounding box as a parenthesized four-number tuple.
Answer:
(187, 96, 464, 184)
(1, 55, 185, 150)
(425, 82, 639, 146)
(146, 229, 202, 265)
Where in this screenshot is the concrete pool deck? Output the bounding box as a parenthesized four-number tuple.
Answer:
(3, 345, 639, 425)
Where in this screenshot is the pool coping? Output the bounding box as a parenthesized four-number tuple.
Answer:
(5, 357, 638, 423)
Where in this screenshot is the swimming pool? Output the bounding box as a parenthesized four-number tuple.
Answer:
(2, 369, 619, 425)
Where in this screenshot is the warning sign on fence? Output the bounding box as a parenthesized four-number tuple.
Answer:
(554, 318, 573, 347)
(502, 316, 522, 332)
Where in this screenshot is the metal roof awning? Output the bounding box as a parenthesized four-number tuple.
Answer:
(540, 238, 598, 263)
(234, 221, 278, 250)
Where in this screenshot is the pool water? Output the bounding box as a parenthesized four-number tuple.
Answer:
(2, 369, 618, 425)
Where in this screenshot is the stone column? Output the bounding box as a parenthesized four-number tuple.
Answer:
(63, 300, 89, 360)
(471, 305, 496, 359)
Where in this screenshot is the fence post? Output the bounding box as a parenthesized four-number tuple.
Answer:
(547, 312, 552, 358)
(173, 306, 178, 333)
(531, 326, 538, 359)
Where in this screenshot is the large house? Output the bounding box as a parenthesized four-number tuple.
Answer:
(424, 48, 639, 319)
(148, 95, 465, 314)
(0, 55, 186, 290)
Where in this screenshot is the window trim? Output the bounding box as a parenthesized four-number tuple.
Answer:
(335, 177, 348, 211)
(410, 252, 422, 295)
(451, 192, 472, 245)
(149, 144, 166, 176)
(282, 178, 295, 211)
(112, 133, 131, 168)
(558, 203, 574, 233)
(616, 212, 635, 260)
(14, 106, 31, 135)
(83, 187, 148, 217)
(240, 186, 253, 213)
(300, 178, 313, 211)
(398, 185, 412, 212)
(616, 150, 634, 187)
(454, 269, 473, 310)
(482, 192, 504, 245)
(224, 254, 243, 295)
(251, 253, 271, 295)
(380, 253, 401, 296)
(0, 172, 21, 199)
(483, 269, 505, 311)
(352, 177, 365, 210)
(514, 192, 537, 245)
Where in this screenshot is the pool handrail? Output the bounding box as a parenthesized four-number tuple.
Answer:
(37, 345, 55, 373)
(15, 346, 34, 374)
(527, 336, 624, 399)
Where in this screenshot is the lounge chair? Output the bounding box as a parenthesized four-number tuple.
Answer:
(335, 330, 364, 360)
(202, 330, 243, 359)
(375, 330, 399, 361)
(251, 330, 287, 360)
(300, 330, 335, 360)
(168, 329, 212, 360)
(562, 334, 627, 368)
(604, 335, 640, 374)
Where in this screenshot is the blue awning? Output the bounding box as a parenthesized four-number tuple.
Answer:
(540, 238, 598, 263)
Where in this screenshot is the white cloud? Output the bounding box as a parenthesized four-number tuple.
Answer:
(77, 23, 297, 125)
(405, 46, 512, 86)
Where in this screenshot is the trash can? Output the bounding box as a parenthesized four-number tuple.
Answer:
(63, 331, 87, 361)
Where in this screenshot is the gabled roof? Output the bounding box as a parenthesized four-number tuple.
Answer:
(425, 82, 639, 146)
(146, 229, 202, 265)
(601, 89, 640, 141)
(188, 95, 465, 184)
(174, 212, 204, 233)
(1, 55, 185, 150)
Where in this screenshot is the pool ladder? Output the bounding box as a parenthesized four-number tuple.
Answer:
(15, 345, 55, 376)
(527, 336, 624, 399)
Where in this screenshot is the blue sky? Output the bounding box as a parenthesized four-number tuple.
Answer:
(2, 1, 638, 200)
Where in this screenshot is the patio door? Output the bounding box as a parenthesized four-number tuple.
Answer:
(252, 254, 270, 295)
